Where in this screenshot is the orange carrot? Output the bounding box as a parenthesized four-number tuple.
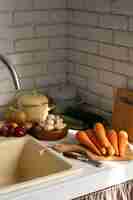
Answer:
(76, 131, 101, 155)
(107, 129, 119, 156)
(118, 130, 128, 157)
(94, 123, 115, 156)
(86, 129, 106, 155)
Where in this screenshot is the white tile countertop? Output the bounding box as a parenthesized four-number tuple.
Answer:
(0, 130, 133, 200)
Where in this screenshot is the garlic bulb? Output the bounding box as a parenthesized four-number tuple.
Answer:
(45, 124, 54, 131)
(46, 119, 55, 125)
(55, 122, 66, 130)
(43, 114, 66, 131)
(47, 114, 55, 120)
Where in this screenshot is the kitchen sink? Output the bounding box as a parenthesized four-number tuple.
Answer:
(0, 135, 73, 193)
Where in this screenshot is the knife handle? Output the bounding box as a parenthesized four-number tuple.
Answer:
(63, 152, 80, 159)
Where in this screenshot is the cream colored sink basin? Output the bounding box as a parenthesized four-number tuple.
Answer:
(0, 135, 74, 193)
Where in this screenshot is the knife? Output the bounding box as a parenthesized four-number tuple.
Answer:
(63, 152, 103, 168)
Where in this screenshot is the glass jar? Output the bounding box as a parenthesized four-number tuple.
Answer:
(16, 95, 51, 122)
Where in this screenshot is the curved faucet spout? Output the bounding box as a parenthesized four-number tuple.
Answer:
(0, 54, 21, 90)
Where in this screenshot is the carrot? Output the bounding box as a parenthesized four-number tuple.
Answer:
(118, 130, 128, 157)
(76, 131, 101, 156)
(86, 129, 106, 155)
(107, 129, 119, 156)
(94, 122, 115, 156)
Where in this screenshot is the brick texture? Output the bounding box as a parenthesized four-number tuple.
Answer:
(112, 0, 133, 16)
(0, 0, 68, 108)
(99, 14, 128, 31)
(99, 43, 128, 61)
(1, 0, 133, 119)
(68, 0, 133, 116)
(33, 0, 66, 9)
(0, 0, 33, 11)
(99, 70, 127, 88)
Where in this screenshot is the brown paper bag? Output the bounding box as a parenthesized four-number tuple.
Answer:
(112, 88, 133, 143)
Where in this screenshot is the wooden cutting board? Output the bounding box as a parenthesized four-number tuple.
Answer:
(53, 143, 133, 161)
(93, 145, 133, 161)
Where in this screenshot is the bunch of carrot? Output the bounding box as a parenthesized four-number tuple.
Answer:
(76, 122, 128, 157)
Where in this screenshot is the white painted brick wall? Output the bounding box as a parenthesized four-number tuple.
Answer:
(47, 61, 67, 73)
(15, 64, 45, 78)
(35, 24, 67, 37)
(114, 31, 133, 48)
(113, 61, 133, 77)
(0, 93, 15, 106)
(88, 54, 113, 70)
(78, 89, 100, 107)
(75, 64, 98, 80)
(87, 13, 99, 27)
(35, 73, 66, 87)
(0, 40, 14, 53)
(0, 27, 33, 40)
(69, 24, 88, 39)
(33, 51, 49, 62)
(0, 0, 68, 108)
(112, 0, 133, 16)
(21, 77, 35, 90)
(14, 11, 49, 25)
(129, 49, 133, 63)
(88, 81, 113, 99)
(100, 98, 113, 112)
(0, 79, 14, 92)
(0, 13, 12, 26)
(70, 38, 98, 54)
(33, 49, 67, 63)
(99, 14, 128, 31)
(69, 52, 113, 71)
(68, 74, 88, 89)
(86, 54, 97, 67)
(0, 0, 33, 11)
(49, 10, 68, 23)
(72, 11, 89, 25)
(49, 37, 67, 49)
(94, 56, 113, 70)
(1, 0, 133, 118)
(67, 61, 75, 73)
(99, 43, 128, 61)
(99, 70, 127, 88)
(86, 92, 100, 107)
(69, 0, 111, 12)
(8, 53, 33, 65)
(68, 0, 133, 116)
(86, 0, 111, 13)
(15, 38, 49, 52)
(48, 49, 67, 61)
(33, 0, 66, 9)
(88, 28, 113, 43)
(69, 51, 89, 65)
(0, 67, 13, 80)
(129, 17, 133, 31)
(72, 11, 98, 26)
(68, 0, 86, 10)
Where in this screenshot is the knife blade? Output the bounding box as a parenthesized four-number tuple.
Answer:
(63, 152, 102, 168)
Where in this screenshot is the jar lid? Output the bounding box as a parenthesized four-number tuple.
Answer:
(17, 95, 49, 107)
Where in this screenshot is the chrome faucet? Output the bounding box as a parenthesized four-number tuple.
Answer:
(0, 54, 21, 90)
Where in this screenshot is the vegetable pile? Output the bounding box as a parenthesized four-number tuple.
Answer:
(0, 113, 67, 138)
(0, 121, 32, 137)
(76, 122, 128, 157)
